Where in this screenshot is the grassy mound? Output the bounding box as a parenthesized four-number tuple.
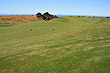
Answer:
(0, 17, 110, 73)
(53, 17, 70, 22)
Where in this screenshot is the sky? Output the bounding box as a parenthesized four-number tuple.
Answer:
(0, 0, 110, 16)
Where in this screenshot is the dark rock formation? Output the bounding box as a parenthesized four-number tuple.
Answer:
(36, 12, 46, 20)
(106, 17, 110, 18)
(36, 12, 58, 21)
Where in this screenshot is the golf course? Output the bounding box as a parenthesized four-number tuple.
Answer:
(0, 16, 110, 73)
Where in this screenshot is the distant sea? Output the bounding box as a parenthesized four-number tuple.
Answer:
(0, 14, 109, 17)
(56, 15, 109, 17)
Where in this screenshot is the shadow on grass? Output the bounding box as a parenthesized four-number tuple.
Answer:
(0, 23, 14, 27)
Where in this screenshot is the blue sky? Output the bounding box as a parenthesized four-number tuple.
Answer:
(0, 0, 110, 16)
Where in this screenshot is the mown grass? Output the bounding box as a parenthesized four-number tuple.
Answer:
(0, 17, 110, 73)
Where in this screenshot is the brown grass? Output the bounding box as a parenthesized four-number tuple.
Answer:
(49, 18, 56, 21)
(0, 16, 41, 24)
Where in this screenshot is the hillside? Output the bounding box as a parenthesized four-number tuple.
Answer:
(0, 17, 110, 73)
(0, 16, 41, 25)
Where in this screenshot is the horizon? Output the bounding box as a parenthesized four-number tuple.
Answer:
(0, 0, 110, 16)
(0, 13, 110, 17)
(0, 13, 109, 17)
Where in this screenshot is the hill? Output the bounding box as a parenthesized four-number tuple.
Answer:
(0, 16, 41, 25)
(0, 17, 110, 73)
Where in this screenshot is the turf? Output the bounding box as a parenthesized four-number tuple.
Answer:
(0, 17, 110, 73)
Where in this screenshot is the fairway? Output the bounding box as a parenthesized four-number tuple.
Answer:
(0, 17, 110, 73)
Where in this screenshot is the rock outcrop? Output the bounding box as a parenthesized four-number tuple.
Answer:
(36, 12, 58, 21)
(106, 17, 110, 18)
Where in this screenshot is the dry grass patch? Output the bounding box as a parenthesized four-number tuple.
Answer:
(84, 46, 94, 52)
(0, 16, 41, 24)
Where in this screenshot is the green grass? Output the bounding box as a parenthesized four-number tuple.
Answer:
(0, 17, 110, 73)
